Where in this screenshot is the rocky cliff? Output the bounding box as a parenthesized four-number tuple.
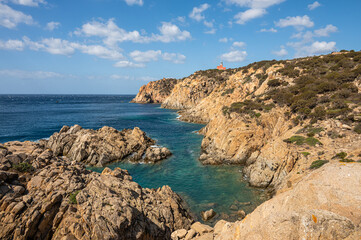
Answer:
(136, 51, 361, 193)
(47, 125, 171, 167)
(131, 78, 179, 103)
(0, 129, 192, 240)
(172, 162, 361, 239)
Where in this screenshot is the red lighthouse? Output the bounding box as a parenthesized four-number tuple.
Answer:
(217, 62, 226, 70)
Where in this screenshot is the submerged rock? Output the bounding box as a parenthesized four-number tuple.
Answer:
(201, 209, 216, 221)
(0, 140, 193, 240)
(47, 125, 172, 166)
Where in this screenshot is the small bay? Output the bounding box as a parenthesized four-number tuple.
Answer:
(0, 94, 267, 223)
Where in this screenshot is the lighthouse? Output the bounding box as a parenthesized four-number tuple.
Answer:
(217, 62, 226, 70)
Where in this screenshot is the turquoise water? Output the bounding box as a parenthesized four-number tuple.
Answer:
(0, 95, 267, 223)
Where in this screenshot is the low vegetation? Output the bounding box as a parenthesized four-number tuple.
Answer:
(13, 162, 32, 172)
(69, 190, 80, 204)
(310, 160, 329, 169)
(284, 135, 322, 146)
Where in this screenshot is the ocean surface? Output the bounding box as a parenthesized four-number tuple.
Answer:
(0, 94, 267, 223)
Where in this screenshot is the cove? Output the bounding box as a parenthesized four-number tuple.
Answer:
(0, 94, 267, 223)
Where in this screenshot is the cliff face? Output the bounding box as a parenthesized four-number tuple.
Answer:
(131, 78, 179, 103)
(135, 51, 361, 193)
(0, 128, 192, 240)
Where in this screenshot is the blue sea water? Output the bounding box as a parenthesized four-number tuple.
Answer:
(0, 94, 267, 223)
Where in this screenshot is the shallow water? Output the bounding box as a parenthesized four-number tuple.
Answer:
(0, 94, 267, 223)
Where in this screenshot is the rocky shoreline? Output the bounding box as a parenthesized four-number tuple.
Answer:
(0, 126, 190, 239)
(132, 51, 361, 239)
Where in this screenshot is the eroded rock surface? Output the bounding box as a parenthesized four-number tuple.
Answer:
(47, 125, 171, 166)
(0, 139, 192, 240)
(172, 163, 361, 239)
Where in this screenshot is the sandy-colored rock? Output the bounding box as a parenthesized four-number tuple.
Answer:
(171, 229, 188, 239)
(131, 78, 179, 103)
(201, 209, 216, 221)
(214, 163, 361, 239)
(47, 125, 171, 166)
(191, 222, 213, 235)
(185, 229, 197, 240)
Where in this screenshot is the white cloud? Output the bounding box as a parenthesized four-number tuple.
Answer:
(114, 60, 145, 68)
(189, 3, 210, 21)
(162, 52, 186, 64)
(224, 0, 285, 8)
(124, 0, 143, 6)
(0, 39, 24, 50)
(130, 50, 161, 62)
(314, 24, 337, 37)
(221, 50, 247, 62)
(45, 21, 60, 31)
(275, 15, 314, 30)
(234, 8, 266, 24)
(219, 37, 229, 43)
(204, 28, 216, 34)
(110, 74, 131, 80)
(308, 1, 321, 10)
(9, 0, 46, 7)
(75, 19, 191, 46)
(203, 20, 213, 28)
(232, 41, 246, 48)
(152, 22, 191, 43)
(260, 27, 277, 32)
(76, 44, 124, 60)
(272, 46, 288, 56)
(289, 41, 336, 57)
(138, 76, 158, 81)
(0, 3, 34, 28)
(0, 69, 65, 79)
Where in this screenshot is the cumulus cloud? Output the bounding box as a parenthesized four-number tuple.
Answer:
(232, 41, 246, 48)
(189, 3, 210, 21)
(308, 1, 321, 10)
(74, 19, 191, 46)
(224, 0, 285, 24)
(219, 37, 229, 43)
(0, 3, 35, 28)
(288, 41, 336, 57)
(129, 50, 161, 62)
(114, 60, 145, 68)
(260, 27, 277, 32)
(76, 44, 124, 60)
(234, 8, 266, 24)
(272, 46, 288, 56)
(124, 0, 143, 6)
(223, 0, 285, 8)
(275, 15, 314, 30)
(45, 21, 60, 31)
(0, 39, 25, 50)
(9, 0, 46, 7)
(314, 24, 338, 37)
(221, 50, 247, 62)
(129, 50, 186, 64)
(162, 52, 186, 64)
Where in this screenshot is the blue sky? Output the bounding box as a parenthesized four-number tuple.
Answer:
(0, 0, 360, 94)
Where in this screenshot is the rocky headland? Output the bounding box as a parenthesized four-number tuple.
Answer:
(132, 50, 361, 239)
(0, 126, 191, 239)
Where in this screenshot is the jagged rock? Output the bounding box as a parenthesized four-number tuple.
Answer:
(185, 229, 196, 240)
(191, 222, 213, 235)
(236, 210, 246, 219)
(0, 133, 192, 240)
(47, 125, 171, 166)
(171, 229, 188, 240)
(131, 78, 179, 103)
(201, 209, 216, 221)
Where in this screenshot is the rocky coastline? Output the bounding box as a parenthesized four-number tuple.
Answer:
(132, 51, 361, 239)
(0, 126, 190, 239)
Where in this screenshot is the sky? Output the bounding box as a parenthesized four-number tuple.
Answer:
(0, 0, 360, 94)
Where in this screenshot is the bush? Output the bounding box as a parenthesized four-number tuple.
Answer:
(69, 190, 80, 204)
(222, 88, 234, 96)
(301, 152, 310, 157)
(267, 79, 282, 87)
(354, 124, 361, 134)
(310, 160, 329, 169)
(13, 162, 32, 172)
(284, 135, 322, 146)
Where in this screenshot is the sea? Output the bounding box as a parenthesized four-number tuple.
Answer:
(0, 94, 267, 223)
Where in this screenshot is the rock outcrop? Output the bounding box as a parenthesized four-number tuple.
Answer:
(173, 163, 361, 239)
(47, 125, 171, 166)
(131, 78, 179, 103)
(0, 137, 192, 239)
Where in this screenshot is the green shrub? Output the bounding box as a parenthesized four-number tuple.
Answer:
(301, 152, 310, 157)
(339, 158, 355, 163)
(310, 160, 329, 169)
(354, 124, 361, 134)
(305, 137, 322, 146)
(333, 152, 347, 159)
(284, 135, 322, 146)
(13, 162, 32, 172)
(69, 190, 80, 204)
(222, 88, 235, 96)
(267, 79, 282, 87)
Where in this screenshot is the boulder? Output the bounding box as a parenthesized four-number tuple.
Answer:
(201, 209, 216, 221)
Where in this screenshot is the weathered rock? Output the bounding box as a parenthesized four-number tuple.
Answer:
(171, 229, 188, 240)
(47, 125, 172, 166)
(213, 163, 361, 239)
(0, 135, 192, 240)
(131, 78, 179, 103)
(191, 222, 213, 235)
(201, 209, 216, 221)
(185, 229, 197, 240)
